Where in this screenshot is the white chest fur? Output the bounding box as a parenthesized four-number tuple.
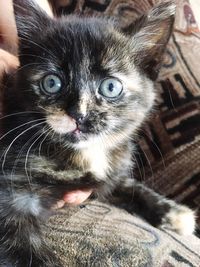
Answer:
(81, 144, 110, 179)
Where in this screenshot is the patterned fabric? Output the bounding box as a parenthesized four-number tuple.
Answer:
(55, 0, 200, 231)
(44, 201, 200, 266)
(137, 0, 200, 231)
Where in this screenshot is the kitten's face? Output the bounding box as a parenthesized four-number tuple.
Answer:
(13, 1, 175, 149)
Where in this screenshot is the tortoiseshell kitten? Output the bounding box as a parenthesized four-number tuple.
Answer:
(0, 0, 196, 266)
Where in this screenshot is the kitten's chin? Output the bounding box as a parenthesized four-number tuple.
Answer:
(69, 131, 81, 142)
(66, 130, 89, 144)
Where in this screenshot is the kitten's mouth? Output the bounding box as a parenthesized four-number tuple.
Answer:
(69, 126, 83, 139)
(72, 126, 81, 135)
(68, 124, 90, 142)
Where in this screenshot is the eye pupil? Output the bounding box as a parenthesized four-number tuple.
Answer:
(48, 79, 55, 88)
(108, 83, 114, 92)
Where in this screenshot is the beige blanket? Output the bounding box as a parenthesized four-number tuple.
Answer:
(44, 201, 200, 266)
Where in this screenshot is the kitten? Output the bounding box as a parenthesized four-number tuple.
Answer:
(0, 0, 196, 266)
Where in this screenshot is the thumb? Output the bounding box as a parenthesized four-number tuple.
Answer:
(0, 49, 19, 80)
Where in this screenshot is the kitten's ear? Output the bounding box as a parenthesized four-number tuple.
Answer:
(123, 1, 176, 80)
(13, 0, 53, 64)
(13, 0, 52, 38)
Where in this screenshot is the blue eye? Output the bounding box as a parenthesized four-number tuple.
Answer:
(99, 78, 123, 99)
(41, 74, 62, 94)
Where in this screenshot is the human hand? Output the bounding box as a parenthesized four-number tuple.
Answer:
(0, 0, 19, 80)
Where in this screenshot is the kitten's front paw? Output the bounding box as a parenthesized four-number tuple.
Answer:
(161, 205, 196, 235)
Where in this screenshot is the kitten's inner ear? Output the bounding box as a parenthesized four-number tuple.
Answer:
(122, 1, 176, 80)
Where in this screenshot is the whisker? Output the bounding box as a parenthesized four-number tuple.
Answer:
(0, 118, 45, 143)
(18, 36, 58, 62)
(18, 53, 51, 62)
(38, 127, 53, 159)
(13, 62, 51, 73)
(38, 106, 51, 113)
(27, 127, 54, 181)
(1, 121, 46, 175)
(28, 127, 51, 181)
(139, 145, 155, 184)
(10, 128, 44, 190)
(18, 62, 48, 70)
(140, 128, 166, 169)
(132, 152, 145, 181)
(0, 16, 58, 60)
(25, 128, 49, 183)
(46, 131, 57, 159)
(0, 111, 43, 121)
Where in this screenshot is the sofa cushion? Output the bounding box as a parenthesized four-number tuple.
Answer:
(45, 200, 200, 266)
